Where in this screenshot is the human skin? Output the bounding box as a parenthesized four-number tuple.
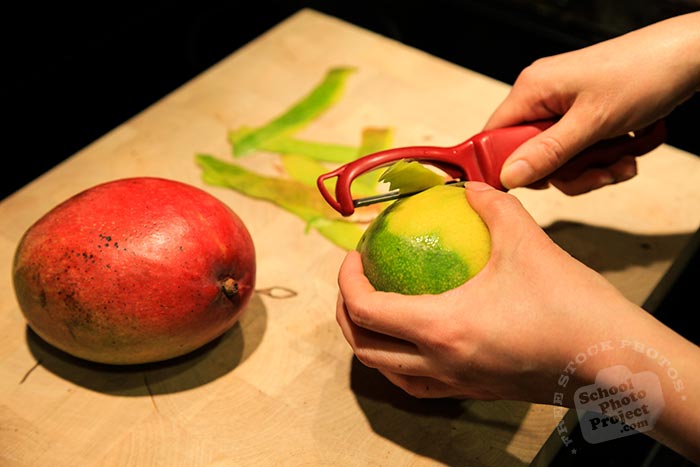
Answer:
(337, 183, 700, 462)
(486, 12, 700, 194)
(335, 12, 700, 463)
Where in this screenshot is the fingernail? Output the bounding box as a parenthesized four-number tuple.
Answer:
(501, 159, 535, 188)
(466, 181, 493, 191)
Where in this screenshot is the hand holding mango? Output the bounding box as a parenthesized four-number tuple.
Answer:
(336, 12, 700, 463)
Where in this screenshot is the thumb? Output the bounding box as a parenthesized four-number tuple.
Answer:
(464, 182, 539, 246)
(500, 111, 602, 189)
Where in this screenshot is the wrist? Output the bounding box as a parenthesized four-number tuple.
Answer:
(555, 306, 700, 462)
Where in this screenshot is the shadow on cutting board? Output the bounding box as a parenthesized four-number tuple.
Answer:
(350, 358, 529, 467)
(23, 293, 267, 396)
(544, 220, 693, 276)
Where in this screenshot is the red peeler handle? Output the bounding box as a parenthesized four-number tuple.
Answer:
(317, 121, 554, 216)
(318, 119, 666, 216)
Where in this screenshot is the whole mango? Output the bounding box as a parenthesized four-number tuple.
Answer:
(12, 177, 256, 365)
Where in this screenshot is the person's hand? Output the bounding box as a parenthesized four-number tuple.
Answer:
(485, 12, 700, 194)
(336, 182, 648, 403)
(336, 182, 700, 461)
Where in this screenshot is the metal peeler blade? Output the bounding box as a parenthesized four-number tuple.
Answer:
(352, 180, 466, 208)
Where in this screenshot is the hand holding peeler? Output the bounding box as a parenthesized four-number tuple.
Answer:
(317, 119, 666, 216)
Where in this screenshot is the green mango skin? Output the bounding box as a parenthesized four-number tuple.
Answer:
(357, 185, 491, 295)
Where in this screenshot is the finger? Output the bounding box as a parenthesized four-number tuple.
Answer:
(525, 179, 550, 190)
(549, 169, 615, 196)
(336, 295, 434, 376)
(499, 109, 605, 189)
(483, 71, 560, 130)
(465, 182, 541, 248)
(338, 251, 443, 344)
(549, 155, 638, 195)
(606, 155, 639, 183)
(483, 93, 542, 130)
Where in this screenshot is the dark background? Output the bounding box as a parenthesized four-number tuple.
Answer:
(3, 2, 699, 465)
(3, 1, 699, 201)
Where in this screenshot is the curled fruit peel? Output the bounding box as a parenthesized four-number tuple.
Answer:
(379, 159, 445, 194)
(198, 66, 396, 250)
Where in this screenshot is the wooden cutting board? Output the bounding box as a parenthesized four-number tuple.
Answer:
(1, 8, 699, 466)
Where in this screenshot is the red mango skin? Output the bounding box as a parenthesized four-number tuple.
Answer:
(12, 177, 256, 365)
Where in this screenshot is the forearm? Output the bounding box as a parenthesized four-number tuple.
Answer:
(637, 12, 700, 94)
(627, 315, 700, 463)
(561, 304, 700, 463)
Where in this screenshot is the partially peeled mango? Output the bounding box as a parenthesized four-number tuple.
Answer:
(357, 163, 491, 295)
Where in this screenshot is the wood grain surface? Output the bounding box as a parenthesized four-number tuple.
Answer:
(1, 9, 699, 467)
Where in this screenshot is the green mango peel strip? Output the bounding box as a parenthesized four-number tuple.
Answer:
(230, 127, 358, 163)
(198, 66, 398, 250)
(304, 217, 365, 251)
(231, 67, 357, 156)
(288, 127, 394, 194)
(197, 154, 337, 218)
(351, 127, 395, 197)
(379, 159, 445, 193)
(280, 153, 326, 188)
(196, 154, 364, 250)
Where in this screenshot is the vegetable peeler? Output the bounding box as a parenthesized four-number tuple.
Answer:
(317, 119, 666, 216)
